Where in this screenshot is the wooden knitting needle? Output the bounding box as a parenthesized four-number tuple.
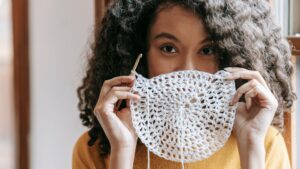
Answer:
(114, 53, 143, 112)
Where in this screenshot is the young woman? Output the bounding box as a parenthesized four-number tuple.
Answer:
(73, 0, 296, 169)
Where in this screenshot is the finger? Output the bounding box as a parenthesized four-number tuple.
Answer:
(111, 86, 135, 110)
(105, 90, 140, 105)
(111, 86, 132, 91)
(234, 102, 248, 133)
(126, 99, 130, 108)
(244, 88, 257, 110)
(100, 76, 135, 100)
(231, 79, 260, 105)
(102, 86, 132, 103)
(106, 75, 135, 86)
(112, 86, 133, 111)
(224, 68, 268, 89)
(224, 67, 247, 71)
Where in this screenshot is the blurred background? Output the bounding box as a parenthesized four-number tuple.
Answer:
(0, 0, 299, 169)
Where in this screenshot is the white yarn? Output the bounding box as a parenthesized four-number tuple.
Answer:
(129, 69, 237, 168)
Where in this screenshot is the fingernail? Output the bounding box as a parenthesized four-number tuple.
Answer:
(224, 67, 232, 70)
(135, 95, 141, 100)
(224, 74, 233, 80)
(224, 74, 231, 79)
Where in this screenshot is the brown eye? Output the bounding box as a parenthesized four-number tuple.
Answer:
(160, 45, 177, 53)
(200, 46, 214, 55)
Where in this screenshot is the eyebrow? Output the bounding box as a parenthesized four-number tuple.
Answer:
(153, 32, 211, 45)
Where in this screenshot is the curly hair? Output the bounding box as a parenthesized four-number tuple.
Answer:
(77, 0, 297, 156)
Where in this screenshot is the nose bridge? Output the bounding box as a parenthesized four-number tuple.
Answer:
(177, 53, 195, 70)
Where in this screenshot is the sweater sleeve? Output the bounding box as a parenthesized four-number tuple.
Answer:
(72, 131, 108, 169)
(265, 126, 291, 169)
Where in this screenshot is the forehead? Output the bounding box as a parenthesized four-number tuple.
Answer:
(149, 5, 208, 39)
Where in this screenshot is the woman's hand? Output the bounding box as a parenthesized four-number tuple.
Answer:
(225, 67, 278, 141)
(93, 75, 140, 151)
(225, 67, 278, 169)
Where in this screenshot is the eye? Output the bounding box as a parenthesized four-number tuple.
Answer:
(160, 45, 177, 54)
(200, 45, 215, 55)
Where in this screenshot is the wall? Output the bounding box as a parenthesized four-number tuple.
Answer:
(29, 0, 94, 168)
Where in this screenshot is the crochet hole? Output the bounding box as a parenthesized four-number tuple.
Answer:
(198, 93, 204, 97)
(190, 98, 197, 103)
(185, 103, 190, 108)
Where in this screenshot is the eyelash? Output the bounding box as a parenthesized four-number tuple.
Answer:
(160, 44, 178, 54)
(199, 45, 215, 55)
(159, 44, 215, 55)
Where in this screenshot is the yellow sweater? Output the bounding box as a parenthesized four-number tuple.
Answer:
(72, 126, 290, 169)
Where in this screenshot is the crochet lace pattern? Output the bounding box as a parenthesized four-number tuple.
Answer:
(130, 70, 237, 168)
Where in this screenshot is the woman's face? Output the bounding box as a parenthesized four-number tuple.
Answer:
(147, 5, 219, 78)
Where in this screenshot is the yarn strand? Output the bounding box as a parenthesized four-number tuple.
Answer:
(179, 106, 185, 169)
(147, 81, 151, 169)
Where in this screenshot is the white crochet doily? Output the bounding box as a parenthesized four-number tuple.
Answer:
(129, 70, 237, 163)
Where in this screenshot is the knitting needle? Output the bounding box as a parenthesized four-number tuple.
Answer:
(114, 53, 143, 111)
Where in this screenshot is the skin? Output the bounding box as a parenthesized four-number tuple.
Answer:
(93, 5, 278, 169)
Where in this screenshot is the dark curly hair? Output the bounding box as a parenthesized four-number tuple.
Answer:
(77, 0, 297, 156)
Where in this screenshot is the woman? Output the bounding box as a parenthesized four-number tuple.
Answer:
(73, 0, 296, 168)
